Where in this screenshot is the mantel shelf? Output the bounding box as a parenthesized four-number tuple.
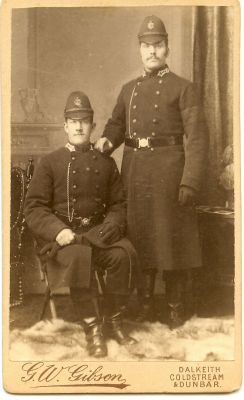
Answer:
(12, 123, 63, 130)
(11, 123, 65, 159)
(12, 148, 51, 156)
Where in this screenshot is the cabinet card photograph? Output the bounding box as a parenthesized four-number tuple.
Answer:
(1, 0, 241, 394)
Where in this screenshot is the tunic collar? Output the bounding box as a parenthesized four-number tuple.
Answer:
(65, 142, 92, 153)
(65, 142, 76, 152)
(142, 64, 170, 78)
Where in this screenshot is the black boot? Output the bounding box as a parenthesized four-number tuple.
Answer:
(164, 271, 186, 329)
(136, 269, 157, 322)
(106, 312, 137, 345)
(83, 318, 108, 358)
(166, 302, 185, 330)
(105, 294, 137, 345)
(70, 287, 108, 357)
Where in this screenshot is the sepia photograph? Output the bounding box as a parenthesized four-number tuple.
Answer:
(2, 0, 241, 394)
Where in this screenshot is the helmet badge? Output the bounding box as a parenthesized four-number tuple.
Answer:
(148, 21, 155, 30)
(74, 97, 82, 107)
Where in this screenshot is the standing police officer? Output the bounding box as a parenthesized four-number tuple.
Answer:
(24, 91, 137, 357)
(95, 16, 208, 328)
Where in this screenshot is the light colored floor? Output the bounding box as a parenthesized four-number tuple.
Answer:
(9, 293, 234, 362)
(10, 313, 234, 362)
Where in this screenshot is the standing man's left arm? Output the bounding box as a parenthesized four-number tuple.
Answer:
(179, 82, 209, 204)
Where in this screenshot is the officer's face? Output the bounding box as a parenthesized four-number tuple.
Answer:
(140, 40, 168, 72)
(64, 118, 94, 146)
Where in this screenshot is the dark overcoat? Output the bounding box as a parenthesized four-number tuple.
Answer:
(24, 145, 137, 289)
(103, 67, 208, 272)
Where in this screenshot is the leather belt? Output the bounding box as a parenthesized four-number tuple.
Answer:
(54, 211, 104, 229)
(125, 136, 183, 149)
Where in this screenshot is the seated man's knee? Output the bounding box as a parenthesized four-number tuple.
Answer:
(107, 248, 129, 271)
(56, 244, 85, 265)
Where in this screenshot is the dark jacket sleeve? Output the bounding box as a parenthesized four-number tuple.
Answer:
(102, 86, 126, 149)
(103, 158, 127, 235)
(179, 82, 209, 191)
(24, 157, 68, 242)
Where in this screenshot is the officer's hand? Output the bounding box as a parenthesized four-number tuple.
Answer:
(56, 229, 75, 246)
(98, 222, 121, 245)
(94, 137, 113, 153)
(178, 186, 197, 207)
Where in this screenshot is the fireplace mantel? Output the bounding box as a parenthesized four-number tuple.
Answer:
(11, 122, 64, 169)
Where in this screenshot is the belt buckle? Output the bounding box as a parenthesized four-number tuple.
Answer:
(79, 217, 91, 227)
(137, 137, 151, 149)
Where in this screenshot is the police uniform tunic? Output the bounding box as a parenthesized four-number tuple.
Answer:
(103, 67, 208, 273)
(24, 144, 136, 292)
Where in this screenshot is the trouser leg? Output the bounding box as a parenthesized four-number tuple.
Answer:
(182, 269, 196, 318)
(177, 267, 203, 319)
(70, 286, 107, 358)
(189, 267, 204, 316)
(93, 246, 130, 295)
(136, 268, 157, 322)
(93, 247, 137, 345)
(163, 267, 203, 329)
(163, 269, 188, 329)
(48, 243, 107, 357)
(53, 244, 92, 289)
(104, 292, 137, 345)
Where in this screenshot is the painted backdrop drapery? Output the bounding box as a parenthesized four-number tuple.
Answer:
(193, 6, 233, 204)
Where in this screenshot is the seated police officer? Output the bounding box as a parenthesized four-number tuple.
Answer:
(24, 91, 137, 358)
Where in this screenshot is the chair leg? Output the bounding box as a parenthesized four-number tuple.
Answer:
(49, 295, 57, 319)
(40, 286, 51, 320)
(40, 271, 58, 320)
(41, 267, 106, 321)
